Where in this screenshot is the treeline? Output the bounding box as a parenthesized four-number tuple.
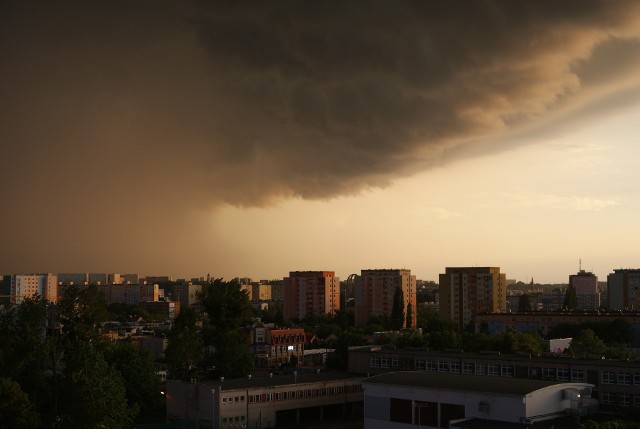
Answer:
(0, 286, 163, 429)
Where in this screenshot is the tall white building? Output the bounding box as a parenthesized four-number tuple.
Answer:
(2, 274, 58, 304)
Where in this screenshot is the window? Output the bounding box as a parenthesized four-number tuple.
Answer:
(571, 369, 584, 382)
(601, 392, 614, 405)
(392, 358, 400, 369)
(621, 394, 632, 407)
(415, 360, 426, 370)
(381, 357, 390, 368)
(427, 361, 437, 372)
(475, 364, 486, 375)
(542, 368, 555, 380)
(222, 397, 227, 404)
(438, 361, 449, 373)
(462, 362, 474, 375)
(634, 374, 640, 385)
(450, 362, 461, 374)
(501, 365, 513, 377)
(635, 394, 640, 407)
(557, 369, 569, 381)
(602, 372, 615, 384)
(488, 365, 499, 376)
(370, 357, 380, 368)
(619, 373, 632, 385)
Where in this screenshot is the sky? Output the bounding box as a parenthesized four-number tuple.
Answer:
(2, 1, 640, 283)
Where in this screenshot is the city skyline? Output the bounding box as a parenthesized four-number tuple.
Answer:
(2, 2, 640, 284)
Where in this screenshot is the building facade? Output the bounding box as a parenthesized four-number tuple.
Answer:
(363, 371, 596, 428)
(349, 346, 640, 412)
(167, 372, 363, 429)
(283, 271, 340, 321)
(608, 269, 640, 310)
(354, 269, 417, 328)
(474, 311, 640, 343)
(569, 269, 601, 310)
(248, 324, 306, 368)
(2, 274, 58, 304)
(439, 267, 507, 328)
(173, 283, 202, 309)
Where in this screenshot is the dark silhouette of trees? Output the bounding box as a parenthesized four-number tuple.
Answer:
(391, 287, 405, 330)
(563, 286, 577, 310)
(165, 307, 203, 381)
(518, 294, 532, 312)
(405, 302, 413, 329)
(0, 377, 40, 429)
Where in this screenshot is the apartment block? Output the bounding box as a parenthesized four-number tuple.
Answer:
(251, 282, 272, 301)
(172, 283, 202, 309)
(439, 267, 506, 328)
(570, 269, 601, 310)
(248, 323, 305, 368)
(608, 269, 640, 310)
(2, 273, 58, 304)
(104, 283, 159, 305)
(354, 269, 417, 328)
(283, 271, 340, 321)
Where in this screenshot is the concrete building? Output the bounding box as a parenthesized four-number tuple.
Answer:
(354, 269, 417, 328)
(88, 273, 108, 285)
(608, 269, 640, 310)
(283, 271, 340, 321)
(167, 371, 363, 429)
(570, 269, 601, 310)
(439, 267, 507, 328)
(58, 273, 88, 285)
(251, 282, 272, 301)
(363, 371, 596, 428)
(173, 283, 202, 309)
(122, 273, 139, 284)
(104, 283, 159, 305)
(139, 300, 180, 320)
(349, 346, 640, 412)
(248, 324, 305, 368)
(270, 280, 284, 301)
(2, 273, 58, 304)
(474, 311, 640, 343)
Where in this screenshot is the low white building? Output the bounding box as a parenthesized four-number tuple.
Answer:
(362, 372, 597, 428)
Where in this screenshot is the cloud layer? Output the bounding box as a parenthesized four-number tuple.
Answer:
(2, 1, 640, 272)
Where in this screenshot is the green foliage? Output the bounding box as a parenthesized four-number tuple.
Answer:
(200, 279, 254, 378)
(391, 287, 405, 330)
(165, 308, 203, 381)
(569, 329, 607, 358)
(417, 305, 458, 332)
(0, 377, 40, 429)
(518, 294, 532, 312)
(405, 302, 413, 329)
(58, 285, 109, 346)
(395, 330, 427, 349)
(59, 343, 131, 429)
(563, 286, 577, 310)
(104, 341, 164, 423)
(326, 331, 366, 370)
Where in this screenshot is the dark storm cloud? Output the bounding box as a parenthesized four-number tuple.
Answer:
(1, 1, 640, 272)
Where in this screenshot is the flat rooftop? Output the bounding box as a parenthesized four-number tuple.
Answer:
(363, 371, 576, 396)
(191, 370, 363, 391)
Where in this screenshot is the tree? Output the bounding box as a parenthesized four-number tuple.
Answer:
(405, 302, 413, 329)
(105, 341, 165, 423)
(563, 286, 577, 310)
(59, 343, 131, 429)
(569, 329, 606, 358)
(518, 294, 532, 312)
(391, 287, 405, 330)
(0, 377, 40, 429)
(199, 279, 254, 378)
(165, 308, 203, 381)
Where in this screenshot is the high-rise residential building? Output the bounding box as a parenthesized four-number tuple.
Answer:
(88, 273, 108, 285)
(173, 283, 203, 309)
(58, 273, 88, 285)
(282, 271, 340, 321)
(569, 269, 600, 310)
(251, 282, 271, 301)
(104, 283, 159, 305)
(354, 269, 417, 328)
(122, 273, 139, 284)
(607, 269, 640, 310)
(439, 267, 506, 328)
(270, 280, 284, 301)
(2, 274, 58, 304)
